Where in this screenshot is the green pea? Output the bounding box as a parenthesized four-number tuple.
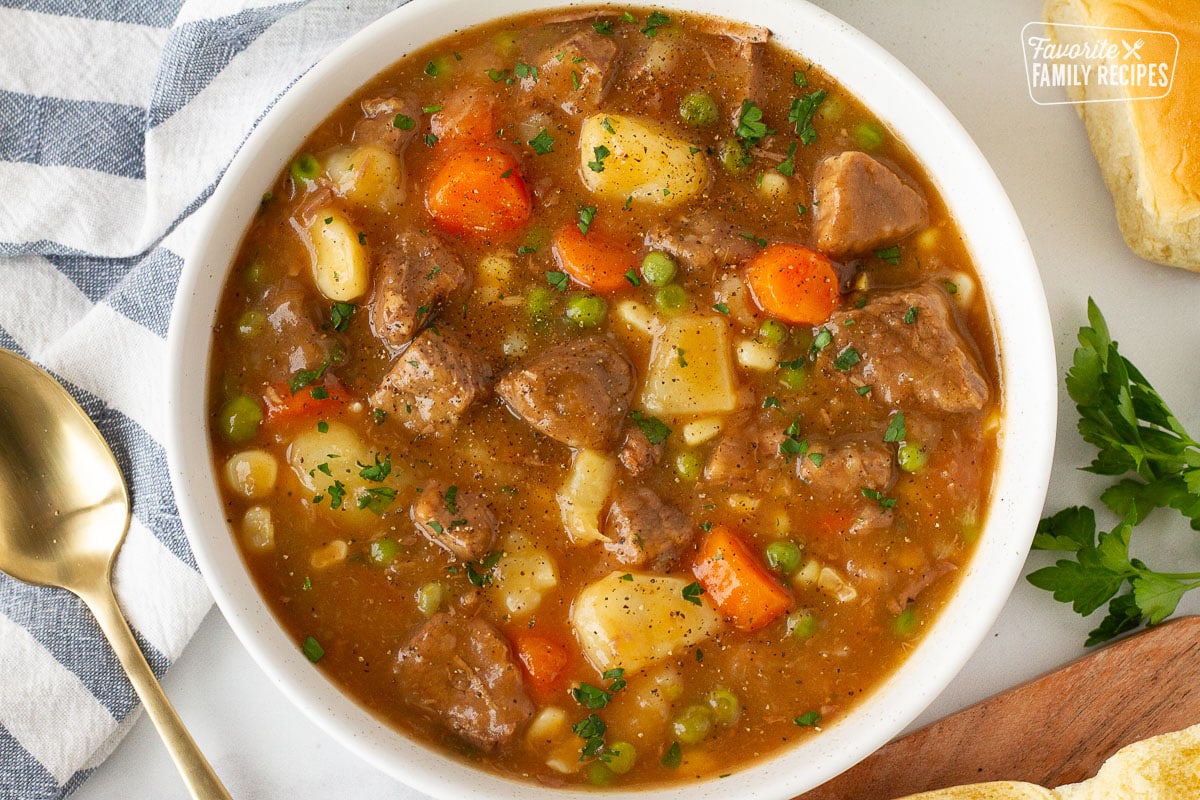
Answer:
(586, 762, 616, 786)
(788, 611, 819, 641)
(679, 91, 718, 127)
(525, 285, 556, 325)
(765, 540, 802, 574)
(218, 394, 263, 443)
(236, 309, 267, 337)
(719, 139, 749, 174)
(758, 319, 788, 347)
(492, 30, 519, 57)
(641, 251, 678, 287)
(705, 688, 741, 726)
(816, 94, 845, 122)
(654, 284, 688, 314)
(290, 154, 320, 182)
(894, 606, 919, 638)
(779, 364, 809, 391)
(369, 538, 399, 565)
(897, 442, 928, 473)
(565, 293, 607, 328)
(604, 741, 637, 774)
(241, 257, 266, 286)
(670, 703, 713, 745)
(674, 450, 703, 481)
(415, 582, 445, 617)
(853, 121, 885, 150)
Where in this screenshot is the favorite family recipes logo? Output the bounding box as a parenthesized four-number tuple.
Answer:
(1022, 22, 1178, 105)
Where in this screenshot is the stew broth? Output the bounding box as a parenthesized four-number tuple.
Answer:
(209, 6, 999, 788)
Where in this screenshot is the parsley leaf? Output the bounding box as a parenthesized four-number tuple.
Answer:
(1028, 299, 1200, 645)
(630, 410, 672, 445)
(681, 581, 705, 605)
(528, 128, 555, 154)
(884, 412, 906, 443)
(587, 144, 610, 173)
(777, 141, 798, 177)
(577, 205, 597, 235)
(641, 11, 671, 36)
(735, 99, 772, 147)
(788, 89, 827, 145)
(875, 245, 901, 265)
(546, 270, 570, 291)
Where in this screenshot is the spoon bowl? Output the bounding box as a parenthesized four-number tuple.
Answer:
(0, 348, 232, 800)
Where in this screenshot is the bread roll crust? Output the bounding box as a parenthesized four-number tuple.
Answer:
(1044, 0, 1200, 270)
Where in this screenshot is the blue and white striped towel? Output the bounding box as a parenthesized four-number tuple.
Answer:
(0, 2, 408, 797)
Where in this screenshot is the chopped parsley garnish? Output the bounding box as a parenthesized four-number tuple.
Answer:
(571, 70, 581, 90)
(289, 359, 330, 394)
(357, 486, 396, 513)
(601, 116, 616, 134)
(357, 231, 367, 245)
(421, 104, 442, 114)
(945, 280, 958, 295)
(302, 636, 324, 663)
(777, 141, 798, 176)
(712, 302, 730, 315)
(833, 347, 862, 371)
(796, 202, 808, 215)
(793, 710, 821, 727)
(811, 327, 833, 354)
(316, 420, 329, 433)
(424, 61, 439, 77)
(875, 245, 901, 265)
(427, 520, 444, 535)
(528, 128, 555, 154)
(514, 61, 538, 81)
(310, 387, 329, 400)
(465, 551, 503, 587)
(517, 244, 537, 254)
(763, 396, 782, 409)
(422, 133, 438, 147)
(740, 232, 768, 248)
(808, 452, 825, 467)
(735, 99, 772, 147)
(572, 714, 608, 759)
(327, 480, 347, 510)
(577, 205, 597, 234)
(443, 484, 459, 514)
(788, 89, 827, 145)
(330, 302, 355, 332)
(641, 11, 671, 36)
(675, 346, 688, 367)
(904, 306, 918, 324)
(486, 68, 509, 83)
(884, 412, 907, 443)
(372, 408, 386, 425)
(393, 113, 416, 130)
(587, 144, 611, 173)
(793, 69, 808, 87)
(630, 410, 672, 445)
(619, 573, 633, 581)
(358, 453, 391, 481)
(572, 668, 626, 710)
(682, 581, 705, 606)
(862, 487, 897, 509)
(856, 385, 872, 396)
(661, 741, 682, 768)
(545, 270, 570, 291)
(593, 20, 614, 35)
(625, 269, 641, 287)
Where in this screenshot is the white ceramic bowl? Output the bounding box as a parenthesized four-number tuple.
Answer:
(168, 0, 1056, 797)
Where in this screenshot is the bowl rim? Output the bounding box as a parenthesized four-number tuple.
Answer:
(166, 0, 1057, 798)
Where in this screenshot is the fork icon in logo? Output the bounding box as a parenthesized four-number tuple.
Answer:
(1122, 38, 1145, 60)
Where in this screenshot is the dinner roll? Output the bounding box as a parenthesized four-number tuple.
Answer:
(1043, 0, 1200, 269)
(894, 722, 1200, 799)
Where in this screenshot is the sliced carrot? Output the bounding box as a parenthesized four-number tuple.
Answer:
(551, 223, 639, 294)
(262, 382, 345, 425)
(425, 145, 531, 237)
(693, 524, 792, 631)
(430, 87, 497, 145)
(511, 630, 570, 697)
(745, 243, 841, 326)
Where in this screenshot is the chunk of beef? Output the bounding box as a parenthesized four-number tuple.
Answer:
(259, 278, 332, 376)
(354, 95, 421, 152)
(603, 487, 694, 571)
(369, 328, 492, 437)
(703, 417, 786, 490)
(796, 437, 896, 496)
(411, 479, 497, 562)
(644, 213, 757, 271)
(495, 336, 635, 449)
(370, 232, 469, 349)
(813, 151, 928, 257)
(889, 560, 957, 614)
(522, 30, 617, 116)
(618, 425, 663, 476)
(394, 613, 534, 751)
(817, 283, 989, 414)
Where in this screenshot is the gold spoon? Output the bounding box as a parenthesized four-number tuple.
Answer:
(0, 348, 232, 799)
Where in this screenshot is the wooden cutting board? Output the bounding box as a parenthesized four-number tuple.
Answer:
(797, 615, 1200, 799)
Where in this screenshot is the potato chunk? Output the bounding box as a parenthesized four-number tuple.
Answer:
(287, 421, 403, 528)
(640, 315, 738, 415)
(326, 145, 406, 211)
(578, 113, 708, 207)
(557, 449, 616, 545)
(488, 531, 559, 620)
(304, 207, 370, 301)
(571, 572, 720, 672)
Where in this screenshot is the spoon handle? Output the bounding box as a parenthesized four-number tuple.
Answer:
(79, 579, 234, 800)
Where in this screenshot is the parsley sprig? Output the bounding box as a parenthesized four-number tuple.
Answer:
(1028, 299, 1200, 645)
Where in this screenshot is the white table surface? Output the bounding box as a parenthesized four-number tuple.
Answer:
(72, 0, 1200, 797)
